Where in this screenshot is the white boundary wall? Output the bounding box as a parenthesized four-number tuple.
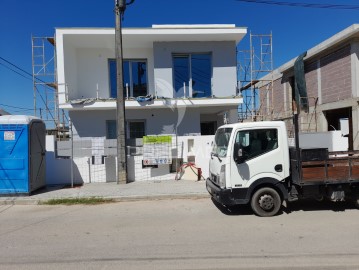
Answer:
(46, 135, 214, 184)
(299, 131, 348, 152)
(46, 136, 72, 185)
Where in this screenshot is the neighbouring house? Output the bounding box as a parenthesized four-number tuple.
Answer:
(255, 24, 359, 151)
(54, 24, 247, 183)
(0, 109, 10, 116)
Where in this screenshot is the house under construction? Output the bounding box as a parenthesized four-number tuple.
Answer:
(242, 24, 359, 151)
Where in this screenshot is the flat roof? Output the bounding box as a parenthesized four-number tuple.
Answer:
(151, 24, 237, 29)
(56, 24, 247, 49)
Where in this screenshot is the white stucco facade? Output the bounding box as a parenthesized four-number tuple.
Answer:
(54, 24, 247, 182)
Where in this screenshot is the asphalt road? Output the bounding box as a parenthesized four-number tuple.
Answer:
(0, 198, 359, 270)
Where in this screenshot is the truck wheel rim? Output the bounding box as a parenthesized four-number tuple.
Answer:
(259, 194, 274, 210)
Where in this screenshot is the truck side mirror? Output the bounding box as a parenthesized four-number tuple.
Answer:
(235, 144, 245, 164)
(238, 148, 243, 157)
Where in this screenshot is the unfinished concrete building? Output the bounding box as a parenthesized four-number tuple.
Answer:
(255, 24, 359, 150)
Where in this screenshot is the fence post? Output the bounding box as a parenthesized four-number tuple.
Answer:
(70, 120, 74, 188)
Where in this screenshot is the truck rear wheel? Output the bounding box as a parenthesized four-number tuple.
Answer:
(251, 187, 282, 217)
(353, 194, 359, 209)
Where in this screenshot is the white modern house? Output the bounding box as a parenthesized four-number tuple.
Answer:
(54, 24, 247, 183)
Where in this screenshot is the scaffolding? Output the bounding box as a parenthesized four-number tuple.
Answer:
(32, 36, 68, 138)
(238, 32, 274, 122)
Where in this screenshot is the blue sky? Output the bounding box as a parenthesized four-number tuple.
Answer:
(0, 0, 358, 115)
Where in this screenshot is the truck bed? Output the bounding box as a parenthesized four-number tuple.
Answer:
(301, 151, 359, 184)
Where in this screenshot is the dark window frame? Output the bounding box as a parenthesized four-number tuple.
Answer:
(108, 59, 148, 98)
(106, 120, 117, 139)
(126, 120, 146, 139)
(172, 53, 212, 98)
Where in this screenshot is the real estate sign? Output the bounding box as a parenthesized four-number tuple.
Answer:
(143, 135, 172, 165)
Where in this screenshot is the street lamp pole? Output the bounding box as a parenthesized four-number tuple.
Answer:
(114, 0, 134, 184)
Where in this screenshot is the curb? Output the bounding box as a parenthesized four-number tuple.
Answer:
(0, 198, 40, 206)
(109, 193, 210, 202)
(0, 193, 210, 206)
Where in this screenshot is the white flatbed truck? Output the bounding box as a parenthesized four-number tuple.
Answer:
(206, 120, 359, 217)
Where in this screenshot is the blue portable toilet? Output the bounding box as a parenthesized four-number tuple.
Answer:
(0, 115, 46, 195)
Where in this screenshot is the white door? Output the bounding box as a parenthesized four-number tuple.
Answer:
(230, 127, 286, 188)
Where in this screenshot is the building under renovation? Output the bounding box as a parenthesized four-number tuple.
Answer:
(245, 24, 359, 151)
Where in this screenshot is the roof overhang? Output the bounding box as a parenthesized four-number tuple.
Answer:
(59, 97, 242, 111)
(56, 24, 247, 49)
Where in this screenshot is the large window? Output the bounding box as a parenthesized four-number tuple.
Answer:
(234, 128, 278, 161)
(106, 120, 146, 139)
(109, 59, 147, 98)
(173, 53, 212, 98)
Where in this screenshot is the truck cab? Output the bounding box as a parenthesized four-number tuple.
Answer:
(207, 121, 290, 216)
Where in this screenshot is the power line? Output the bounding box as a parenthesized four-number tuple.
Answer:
(0, 103, 33, 111)
(0, 56, 55, 88)
(0, 62, 33, 81)
(0, 56, 33, 78)
(0, 103, 55, 116)
(0, 56, 57, 124)
(235, 0, 359, 10)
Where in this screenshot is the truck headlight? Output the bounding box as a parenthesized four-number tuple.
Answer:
(219, 164, 226, 189)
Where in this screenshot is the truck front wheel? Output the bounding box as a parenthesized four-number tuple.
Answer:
(251, 187, 282, 217)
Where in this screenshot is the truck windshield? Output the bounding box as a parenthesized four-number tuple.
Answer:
(212, 128, 233, 158)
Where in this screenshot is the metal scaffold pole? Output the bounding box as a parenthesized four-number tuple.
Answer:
(238, 32, 274, 122)
(31, 35, 66, 133)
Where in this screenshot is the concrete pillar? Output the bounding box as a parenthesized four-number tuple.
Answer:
(283, 82, 287, 114)
(316, 110, 328, 133)
(350, 39, 359, 149)
(226, 109, 239, 124)
(350, 39, 359, 98)
(352, 106, 359, 150)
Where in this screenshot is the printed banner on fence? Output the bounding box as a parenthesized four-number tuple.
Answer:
(143, 135, 172, 165)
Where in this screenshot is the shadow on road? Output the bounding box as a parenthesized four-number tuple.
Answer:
(211, 198, 253, 216)
(284, 199, 357, 214)
(212, 197, 357, 216)
(30, 184, 81, 196)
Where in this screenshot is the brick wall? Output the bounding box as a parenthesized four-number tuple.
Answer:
(304, 61, 318, 107)
(320, 45, 352, 104)
(259, 84, 268, 117)
(257, 44, 352, 123)
(258, 79, 281, 119)
(258, 78, 294, 120)
(272, 79, 283, 116)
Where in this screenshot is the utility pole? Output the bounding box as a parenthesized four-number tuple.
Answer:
(114, 0, 134, 184)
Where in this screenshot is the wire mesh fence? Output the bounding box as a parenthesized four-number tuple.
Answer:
(56, 135, 184, 183)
